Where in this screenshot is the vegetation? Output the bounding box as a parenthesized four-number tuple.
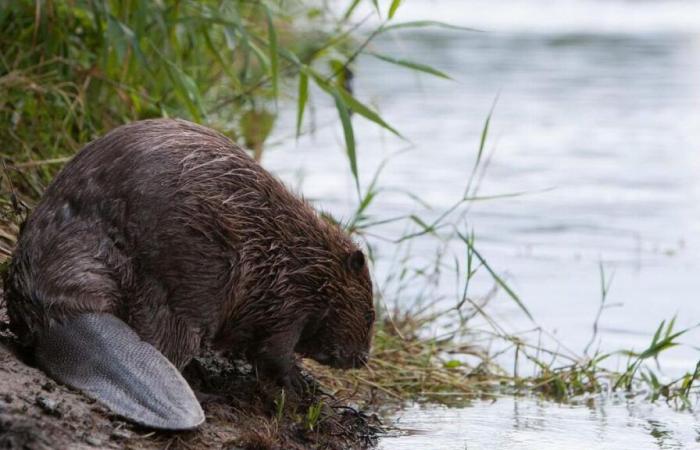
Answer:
(0, 0, 436, 258)
(1, 1, 699, 447)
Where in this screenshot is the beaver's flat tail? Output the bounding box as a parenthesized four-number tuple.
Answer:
(35, 313, 204, 430)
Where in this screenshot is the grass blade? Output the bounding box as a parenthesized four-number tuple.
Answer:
(461, 235, 534, 322)
(370, 0, 381, 16)
(337, 87, 402, 137)
(381, 20, 481, 34)
(477, 96, 497, 169)
(151, 43, 205, 121)
(106, 14, 146, 66)
(296, 70, 309, 139)
(312, 75, 403, 138)
(262, 3, 279, 102)
(370, 52, 452, 80)
(343, 0, 362, 21)
(332, 88, 360, 196)
(202, 28, 241, 91)
(464, 94, 498, 197)
(388, 0, 402, 19)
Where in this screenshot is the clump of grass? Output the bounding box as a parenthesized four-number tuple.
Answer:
(304, 400, 323, 431)
(308, 304, 699, 412)
(311, 314, 493, 405)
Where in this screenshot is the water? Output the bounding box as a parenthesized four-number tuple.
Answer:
(264, 0, 700, 446)
(381, 396, 700, 450)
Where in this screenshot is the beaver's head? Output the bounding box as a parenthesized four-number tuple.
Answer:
(296, 248, 374, 369)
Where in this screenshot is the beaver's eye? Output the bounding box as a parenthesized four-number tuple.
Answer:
(346, 250, 365, 273)
(364, 310, 375, 326)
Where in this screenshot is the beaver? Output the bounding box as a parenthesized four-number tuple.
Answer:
(3, 119, 375, 430)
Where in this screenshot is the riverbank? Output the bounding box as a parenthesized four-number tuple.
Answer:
(0, 299, 385, 449)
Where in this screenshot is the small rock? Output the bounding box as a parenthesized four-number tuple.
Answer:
(2, 394, 12, 403)
(35, 395, 62, 418)
(85, 435, 102, 447)
(41, 381, 56, 392)
(110, 428, 132, 441)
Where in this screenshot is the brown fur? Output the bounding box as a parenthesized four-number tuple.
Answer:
(4, 119, 374, 388)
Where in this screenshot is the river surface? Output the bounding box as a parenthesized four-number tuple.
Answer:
(381, 395, 700, 450)
(265, 0, 700, 447)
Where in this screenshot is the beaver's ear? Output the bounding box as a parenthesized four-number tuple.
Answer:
(346, 250, 365, 273)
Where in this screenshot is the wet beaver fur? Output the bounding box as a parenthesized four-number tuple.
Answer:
(3, 118, 375, 428)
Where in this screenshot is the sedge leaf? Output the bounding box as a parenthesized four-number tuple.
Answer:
(381, 20, 481, 34)
(370, 52, 451, 80)
(332, 88, 360, 196)
(296, 71, 309, 138)
(262, 3, 279, 102)
(388, 0, 402, 19)
(312, 75, 402, 138)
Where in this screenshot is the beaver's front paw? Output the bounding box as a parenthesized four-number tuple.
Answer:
(281, 364, 321, 397)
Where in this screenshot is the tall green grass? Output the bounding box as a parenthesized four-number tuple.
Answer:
(0, 0, 457, 258)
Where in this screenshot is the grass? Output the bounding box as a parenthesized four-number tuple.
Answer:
(1, 2, 699, 445)
(310, 296, 700, 412)
(0, 0, 455, 199)
(0, 0, 458, 261)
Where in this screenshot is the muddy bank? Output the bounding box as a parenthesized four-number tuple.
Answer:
(0, 302, 383, 449)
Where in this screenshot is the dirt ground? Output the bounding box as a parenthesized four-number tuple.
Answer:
(0, 301, 384, 450)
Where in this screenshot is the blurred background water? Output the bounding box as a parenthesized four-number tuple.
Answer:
(266, 0, 700, 447)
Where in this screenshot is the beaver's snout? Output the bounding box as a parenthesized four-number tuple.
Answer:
(311, 349, 369, 369)
(353, 352, 369, 367)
